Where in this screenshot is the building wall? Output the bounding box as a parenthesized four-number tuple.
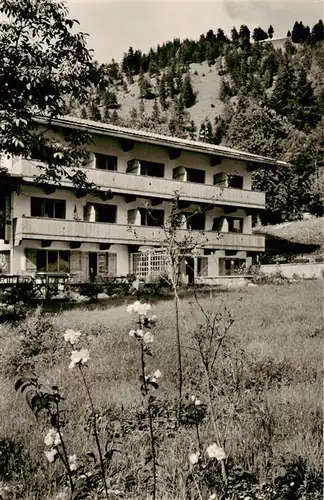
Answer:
(2, 129, 263, 279)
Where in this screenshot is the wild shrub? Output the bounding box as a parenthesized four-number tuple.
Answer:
(0, 307, 62, 378)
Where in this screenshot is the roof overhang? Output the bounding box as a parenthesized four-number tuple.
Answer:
(34, 115, 289, 168)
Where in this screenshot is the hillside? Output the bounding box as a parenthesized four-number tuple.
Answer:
(113, 61, 224, 126)
(256, 217, 324, 263)
(66, 19, 324, 224)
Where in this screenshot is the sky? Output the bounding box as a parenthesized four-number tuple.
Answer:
(67, 0, 324, 63)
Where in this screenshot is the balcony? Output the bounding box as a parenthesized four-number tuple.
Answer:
(11, 158, 265, 210)
(14, 217, 265, 251)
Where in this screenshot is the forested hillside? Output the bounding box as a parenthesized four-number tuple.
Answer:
(67, 20, 324, 224)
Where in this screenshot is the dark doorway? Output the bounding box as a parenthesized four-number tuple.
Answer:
(89, 252, 98, 280)
(186, 256, 195, 284)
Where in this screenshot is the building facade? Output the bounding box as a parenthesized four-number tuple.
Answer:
(0, 116, 286, 283)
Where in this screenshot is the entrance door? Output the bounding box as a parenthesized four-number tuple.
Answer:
(186, 256, 195, 284)
(88, 252, 98, 280)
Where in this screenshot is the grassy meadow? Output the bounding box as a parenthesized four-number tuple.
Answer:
(0, 280, 322, 499)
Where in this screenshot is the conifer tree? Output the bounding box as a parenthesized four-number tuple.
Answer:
(158, 73, 168, 110)
(111, 109, 120, 125)
(89, 102, 101, 122)
(80, 107, 87, 120)
(151, 99, 161, 123)
(188, 120, 197, 140)
(103, 105, 110, 123)
(268, 25, 274, 39)
(231, 26, 239, 45)
(252, 27, 268, 42)
(311, 19, 324, 43)
(139, 98, 146, 116)
(182, 73, 196, 108)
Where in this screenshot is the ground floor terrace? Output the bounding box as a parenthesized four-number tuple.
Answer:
(0, 240, 258, 284)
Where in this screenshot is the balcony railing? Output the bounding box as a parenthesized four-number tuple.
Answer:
(14, 217, 265, 251)
(11, 158, 265, 209)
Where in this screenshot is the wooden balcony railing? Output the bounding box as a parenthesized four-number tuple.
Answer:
(12, 159, 265, 209)
(14, 217, 265, 251)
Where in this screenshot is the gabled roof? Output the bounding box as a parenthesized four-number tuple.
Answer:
(35, 115, 288, 167)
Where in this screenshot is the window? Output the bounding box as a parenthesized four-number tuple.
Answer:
(95, 153, 117, 171)
(31, 197, 66, 219)
(139, 209, 164, 227)
(219, 258, 247, 276)
(186, 168, 205, 184)
(140, 160, 164, 178)
(227, 217, 243, 233)
(197, 256, 208, 276)
(186, 212, 205, 230)
(228, 174, 243, 189)
(212, 217, 224, 232)
(98, 253, 117, 276)
(89, 204, 117, 223)
(36, 250, 70, 273)
(131, 252, 167, 278)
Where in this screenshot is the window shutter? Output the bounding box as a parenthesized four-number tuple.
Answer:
(25, 249, 37, 273)
(107, 253, 117, 276)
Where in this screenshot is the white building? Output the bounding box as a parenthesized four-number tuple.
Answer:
(0, 116, 287, 283)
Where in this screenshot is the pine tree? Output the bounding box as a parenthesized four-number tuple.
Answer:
(166, 68, 176, 98)
(199, 122, 206, 142)
(219, 79, 232, 102)
(103, 105, 110, 123)
(252, 27, 268, 42)
(158, 73, 168, 110)
(188, 120, 197, 140)
(139, 98, 146, 116)
(268, 25, 274, 39)
(104, 90, 119, 109)
(231, 26, 239, 45)
(182, 73, 196, 108)
(270, 61, 297, 117)
(89, 102, 101, 121)
(151, 99, 161, 123)
(111, 109, 120, 125)
(311, 19, 324, 43)
(292, 67, 321, 130)
(239, 25, 251, 50)
(204, 119, 213, 143)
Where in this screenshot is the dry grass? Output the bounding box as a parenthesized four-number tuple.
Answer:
(258, 217, 324, 246)
(0, 280, 322, 499)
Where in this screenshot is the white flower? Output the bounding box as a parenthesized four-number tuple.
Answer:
(69, 348, 90, 370)
(137, 303, 151, 316)
(68, 454, 78, 471)
(135, 329, 144, 338)
(127, 301, 151, 316)
(44, 428, 61, 447)
(189, 452, 200, 465)
(129, 329, 136, 337)
(143, 331, 154, 344)
(45, 448, 58, 463)
(153, 369, 162, 379)
(191, 395, 196, 402)
(208, 495, 217, 500)
(63, 329, 81, 345)
(206, 443, 226, 461)
(194, 399, 201, 406)
(150, 314, 158, 323)
(127, 301, 140, 314)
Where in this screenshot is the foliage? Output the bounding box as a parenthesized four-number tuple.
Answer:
(0, 281, 322, 497)
(0, 0, 104, 186)
(0, 306, 61, 378)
